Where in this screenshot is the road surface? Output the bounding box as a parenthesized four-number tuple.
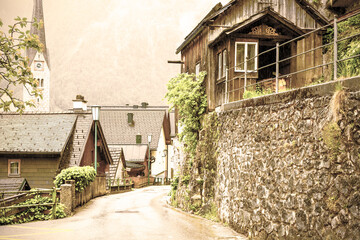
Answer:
(0, 186, 246, 240)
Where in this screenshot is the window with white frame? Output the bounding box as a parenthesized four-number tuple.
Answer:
(8, 159, 21, 177)
(217, 49, 227, 80)
(218, 52, 222, 79)
(235, 42, 258, 72)
(222, 50, 227, 77)
(195, 62, 200, 76)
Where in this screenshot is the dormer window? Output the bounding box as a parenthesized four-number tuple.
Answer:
(235, 42, 258, 72)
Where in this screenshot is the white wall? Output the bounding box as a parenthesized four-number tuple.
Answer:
(151, 127, 167, 178)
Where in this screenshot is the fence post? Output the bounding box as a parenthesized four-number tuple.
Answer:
(275, 42, 280, 93)
(52, 187, 57, 219)
(333, 17, 338, 81)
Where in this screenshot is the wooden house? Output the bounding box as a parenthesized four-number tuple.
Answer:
(176, 0, 329, 110)
(0, 112, 112, 189)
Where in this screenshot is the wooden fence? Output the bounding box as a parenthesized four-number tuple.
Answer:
(0, 188, 59, 220)
(75, 176, 106, 207)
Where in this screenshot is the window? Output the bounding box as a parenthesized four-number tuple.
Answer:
(235, 42, 258, 72)
(8, 159, 21, 177)
(195, 63, 200, 76)
(136, 135, 142, 144)
(217, 49, 227, 80)
(222, 50, 227, 77)
(40, 79, 44, 88)
(218, 52, 222, 79)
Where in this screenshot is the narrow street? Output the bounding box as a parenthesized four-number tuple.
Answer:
(0, 186, 246, 240)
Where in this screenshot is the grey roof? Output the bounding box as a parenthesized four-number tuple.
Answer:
(0, 114, 76, 154)
(108, 145, 125, 182)
(26, 0, 50, 68)
(100, 109, 166, 150)
(0, 178, 30, 192)
(120, 145, 148, 162)
(68, 113, 93, 166)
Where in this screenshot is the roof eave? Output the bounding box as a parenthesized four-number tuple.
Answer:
(295, 0, 329, 25)
(176, 2, 224, 54)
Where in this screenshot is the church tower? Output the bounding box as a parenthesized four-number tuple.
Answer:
(24, 0, 50, 112)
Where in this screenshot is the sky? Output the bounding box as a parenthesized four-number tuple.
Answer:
(0, 0, 228, 111)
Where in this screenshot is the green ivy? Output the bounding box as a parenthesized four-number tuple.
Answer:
(0, 193, 66, 225)
(324, 14, 360, 78)
(54, 166, 96, 192)
(165, 72, 207, 158)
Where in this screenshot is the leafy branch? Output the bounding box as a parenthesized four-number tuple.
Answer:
(0, 16, 44, 113)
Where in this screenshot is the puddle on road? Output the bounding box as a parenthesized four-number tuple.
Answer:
(114, 210, 140, 213)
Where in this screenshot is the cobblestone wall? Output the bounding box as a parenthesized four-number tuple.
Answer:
(216, 78, 360, 239)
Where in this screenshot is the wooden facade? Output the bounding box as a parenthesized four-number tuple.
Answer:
(177, 0, 328, 110)
(0, 156, 61, 189)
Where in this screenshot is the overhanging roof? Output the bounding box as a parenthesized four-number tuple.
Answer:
(209, 8, 306, 47)
(176, 0, 329, 54)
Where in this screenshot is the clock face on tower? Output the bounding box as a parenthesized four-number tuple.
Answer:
(34, 61, 44, 71)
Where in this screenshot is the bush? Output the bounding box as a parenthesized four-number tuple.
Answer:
(54, 166, 96, 192)
(0, 193, 66, 225)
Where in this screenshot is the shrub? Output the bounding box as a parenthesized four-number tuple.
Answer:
(54, 166, 96, 192)
(0, 193, 66, 225)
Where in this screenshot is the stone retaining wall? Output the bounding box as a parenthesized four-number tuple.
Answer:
(216, 78, 360, 239)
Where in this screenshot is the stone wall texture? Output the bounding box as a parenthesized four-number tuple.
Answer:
(216, 78, 360, 239)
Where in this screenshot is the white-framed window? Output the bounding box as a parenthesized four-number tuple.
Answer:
(8, 159, 21, 177)
(217, 49, 228, 80)
(195, 62, 200, 76)
(218, 52, 222, 79)
(222, 49, 227, 77)
(235, 42, 258, 72)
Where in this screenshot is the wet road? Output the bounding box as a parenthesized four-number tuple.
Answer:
(0, 186, 247, 240)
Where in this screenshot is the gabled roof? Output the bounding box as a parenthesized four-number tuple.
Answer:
(67, 112, 113, 167)
(0, 178, 31, 192)
(108, 145, 126, 183)
(0, 113, 76, 155)
(100, 109, 166, 150)
(176, 0, 329, 54)
(68, 113, 93, 166)
(176, 2, 224, 54)
(209, 7, 305, 47)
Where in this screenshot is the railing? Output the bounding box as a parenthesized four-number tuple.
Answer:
(224, 10, 360, 103)
(108, 177, 133, 192)
(0, 188, 59, 220)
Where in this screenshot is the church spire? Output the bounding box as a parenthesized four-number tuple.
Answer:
(26, 0, 50, 68)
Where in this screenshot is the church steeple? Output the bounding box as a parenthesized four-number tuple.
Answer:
(23, 0, 51, 112)
(26, 0, 50, 68)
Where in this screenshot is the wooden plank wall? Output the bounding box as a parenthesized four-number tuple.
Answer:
(293, 32, 323, 88)
(0, 157, 59, 189)
(209, 0, 319, 42)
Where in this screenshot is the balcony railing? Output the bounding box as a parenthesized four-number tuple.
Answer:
(223, 10, 360, 103)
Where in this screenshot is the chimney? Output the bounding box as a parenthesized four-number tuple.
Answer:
(141, 102, 149, 108)
(127, 113, 134, 126)
(72, 95, 87, 111)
